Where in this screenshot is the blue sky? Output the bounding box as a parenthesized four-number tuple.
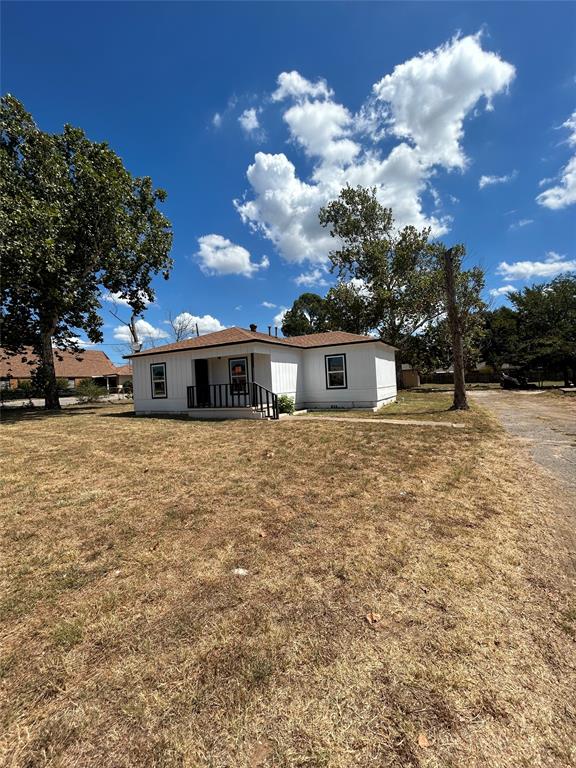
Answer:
(3, 1, 575, 363)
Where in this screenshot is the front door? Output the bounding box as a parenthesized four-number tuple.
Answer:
(194, 359, 210, 406)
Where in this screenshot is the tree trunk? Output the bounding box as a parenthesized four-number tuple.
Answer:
(40, 327, 60, 410)
(442, 248, 469, 411)
(395, 355, 404, 390)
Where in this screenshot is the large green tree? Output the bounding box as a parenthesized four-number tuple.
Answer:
(318, 187, 485, 401)
(281, 293, 330, 336)
(319, 185, 445, 348)
(481, 275, 575, 385)
(403, 314, 485, 375)
(0, 95, 173, 408)
(281, 284, 373, 337)
(480, 305, 521, 372)
(513, 275, 575, 384)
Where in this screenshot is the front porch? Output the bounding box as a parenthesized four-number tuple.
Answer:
(186, 352, 278, 419)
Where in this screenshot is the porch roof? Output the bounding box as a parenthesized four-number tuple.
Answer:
(125, 327, 395, 359)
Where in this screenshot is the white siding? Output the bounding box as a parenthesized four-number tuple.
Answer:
(301, 343, 392, 409)
(132, 339, 396, 414)
(132, 351, 190, 412)
(375, 345, 397, 405)
(209, 356, 230, 385)
(132, 344, 274, 414)
(253, 353, 272, 390)
(270, 348, 303, 404)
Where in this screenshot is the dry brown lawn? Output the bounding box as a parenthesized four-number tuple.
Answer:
(308, 391, 461, 421)
(1, 396, 575, 768)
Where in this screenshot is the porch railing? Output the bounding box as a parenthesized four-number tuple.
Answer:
(186, 382, 279, 420)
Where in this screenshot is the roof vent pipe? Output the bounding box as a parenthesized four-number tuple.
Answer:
(249, 323, 257, 332)
(274, 326, 278, 337)
(268, 325, 272, 336)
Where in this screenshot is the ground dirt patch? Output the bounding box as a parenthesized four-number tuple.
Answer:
(469, 389, 576, 492)
(1, 398, 575, 767)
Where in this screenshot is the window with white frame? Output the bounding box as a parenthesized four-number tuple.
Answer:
(325, 354, 347, 389)
(150, 363, 167, 398)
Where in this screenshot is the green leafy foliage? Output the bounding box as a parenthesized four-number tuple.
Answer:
(281, 293, 330, 336)
(318, 186, 485, 352)
(284, 187, 485, 389)
(75, 379, 106, 402)
(481, 306, 521, 371)
(277, 394, 295, 415)
(281, 285, 373, 337)
(319, 185, 446, 347)
(482, 275, 576, 384)
(0, 95, 173, 408)
(403, 316, 485, 375)
(55, 377, 70, 392)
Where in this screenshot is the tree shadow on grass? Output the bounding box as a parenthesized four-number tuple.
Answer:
(0, 403, 132, 424)
(97, 410, 136, 419)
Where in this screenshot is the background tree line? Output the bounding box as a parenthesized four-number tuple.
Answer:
(3, 95, 573, 410)
(281, 186, 575, 389)
(283, 276, 575, 386)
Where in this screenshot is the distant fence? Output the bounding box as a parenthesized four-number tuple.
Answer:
(419, 369, 564, 386)
(420, 371, 497, 385)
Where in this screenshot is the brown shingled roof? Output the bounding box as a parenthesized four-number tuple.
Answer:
(0, 348, 120, 379)
(126, 327, 392, 359)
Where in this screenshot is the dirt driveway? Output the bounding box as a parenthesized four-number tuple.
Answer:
(470, 390, 576, 490)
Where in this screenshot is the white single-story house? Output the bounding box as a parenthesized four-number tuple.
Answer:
(127, 325, 397, 419)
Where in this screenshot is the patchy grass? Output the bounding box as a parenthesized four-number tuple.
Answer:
(414, 382, 502, 391)
(0, 400, 575, 767)
(379, 391, 469, 421)
(308, 390, 486, 424)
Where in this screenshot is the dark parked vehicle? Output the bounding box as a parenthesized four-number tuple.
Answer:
(500, 372, 534, 390)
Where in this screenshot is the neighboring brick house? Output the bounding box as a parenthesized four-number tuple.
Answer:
(114, 364, 134, 390)
(0, 348, 132, 391)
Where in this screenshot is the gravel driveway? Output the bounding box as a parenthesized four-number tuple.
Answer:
(470, 390, 576, 490)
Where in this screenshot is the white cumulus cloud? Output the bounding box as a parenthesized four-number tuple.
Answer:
(560, 110, 576, 147)
(283, 100, 359, 165)
(496, 251, 576, 280)
(235, 34, 514, 267)
(273, 307, 289, 327)
(272, 71, 333, 102)
(261, 301, 276, 309)
(113, 319, 169, 344)
(479, 171, 517, 189)
(536, 155, 576, 210)
(196, 234, 269, 277)
(372, 32, 515, 169)
(294, 268, 329, 288)
(537, 110, 576, 210)
(239, 108, 261, 136)
(489, 284, 515, 297)
(169, 312, 226, 337)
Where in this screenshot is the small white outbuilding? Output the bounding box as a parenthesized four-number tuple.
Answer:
(128, 326, 397, 419)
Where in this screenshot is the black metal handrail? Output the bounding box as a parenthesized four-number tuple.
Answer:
(186, 382, 278, 419)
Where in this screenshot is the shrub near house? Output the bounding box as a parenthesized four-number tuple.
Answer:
(76, 379, 107, 402)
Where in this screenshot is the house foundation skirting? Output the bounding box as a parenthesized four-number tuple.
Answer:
(135, 407, 267, 420)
